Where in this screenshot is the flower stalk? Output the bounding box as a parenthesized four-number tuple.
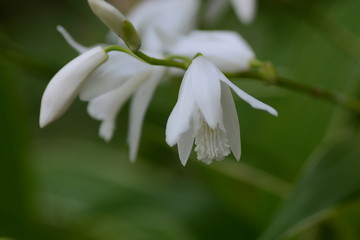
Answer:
(104, 45, 360, 114)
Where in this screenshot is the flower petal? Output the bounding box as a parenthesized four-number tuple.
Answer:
(218, 71, 278, 116)
(40, 46, 107, 128)
(171, 30, 255, 72)
(128, 0, 200, 52)
(220, 82, 241, 160)
(190, 57, 222, 128)
(230, 0, 257, 24)
(79, 51, 151, 101)
(128, 67, 166, 162)
(166, 66, 196, 146)
(56, 25, 89, 53)
(177, 121, 194, 166)
(87, 71, 150, 141)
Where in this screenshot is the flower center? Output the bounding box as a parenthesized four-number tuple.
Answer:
(194, 116, 230, 164)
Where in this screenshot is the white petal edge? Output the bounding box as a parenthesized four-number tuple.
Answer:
(177, 121, 194, 166)
(56, 25, 89, 53)
(87, 71, 150, 141)
(218, 71, 278, 116)
(79, 51, 151, 101)
(40, 46, 108, 128)
(220, 82, 241, 160)
(128, 67, 166, 162)
(165, 66, 196, 146)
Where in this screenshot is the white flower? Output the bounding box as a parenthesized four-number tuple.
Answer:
(170, 30, 255, 72)
(40, 46, 108, 128)
(166, 56, 277, 166)
(42, 27, 166, 161)
(41, 0, 205, 162)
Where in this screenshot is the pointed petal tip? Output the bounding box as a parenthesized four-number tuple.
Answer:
(99, 120, 114, 142)
(39, 117, 49, 129)
(180, 159, 187, 167)
(129, 143, 138, 163)
(165, 136, 177, 148)
(269, 108, 279, 117)
(129, 156, 137, 163)
(39, 108, 57, 128)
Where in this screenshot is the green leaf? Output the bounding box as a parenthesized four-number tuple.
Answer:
(260, 133, 360, 240)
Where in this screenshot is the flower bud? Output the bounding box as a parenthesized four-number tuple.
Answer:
(40, 46, 108, 128)
(88, 0, 141, 51)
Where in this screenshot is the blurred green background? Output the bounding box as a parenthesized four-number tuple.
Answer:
(1, 0, 360, 239)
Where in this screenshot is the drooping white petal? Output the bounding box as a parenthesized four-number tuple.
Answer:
(190, 57, 222, 128)
(40, 46, 108, 128)
(220, 82, 241, 160)
(56, 25, 89, 54)
(177, 121, 194, 166)
(171, 31, 255, 72)
(99, 119, 115, 141)
(230, 0, 257, 24)
(128, 67, 166, 162)
(79, 51, 151, 101)
(165, 67, 196, 146)
(87, 72, 150, 141)
(218, 71, 278, 116)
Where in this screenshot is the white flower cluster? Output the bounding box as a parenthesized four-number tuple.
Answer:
(40, 0, 276, 165)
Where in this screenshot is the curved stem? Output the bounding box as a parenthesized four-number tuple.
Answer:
(104, 45, 189, 69)
(104, 45, 360, 114)
(228, 70, 360, 113)
(134, 51, 188, 69)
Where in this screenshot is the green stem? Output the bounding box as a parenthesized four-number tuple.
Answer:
(134, 51, 188, 69)
(104, 45, 360, 114)
(105, 45, 189, 69)
(227, 70, 360, 113)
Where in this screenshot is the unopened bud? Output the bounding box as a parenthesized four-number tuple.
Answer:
(88, 0, 141, 51)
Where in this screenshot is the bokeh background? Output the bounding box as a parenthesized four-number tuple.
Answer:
(1, 0, 360, 239)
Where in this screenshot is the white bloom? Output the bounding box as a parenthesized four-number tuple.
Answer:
(170, 30, 255, 72)
(127, 0, 200, 52)
(41, 0, 200, 161)
(47, 26, 166, 161)
(40, 46, 108, 128)
(166, 56, 277, 166)
(57, 26, 152, 101)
